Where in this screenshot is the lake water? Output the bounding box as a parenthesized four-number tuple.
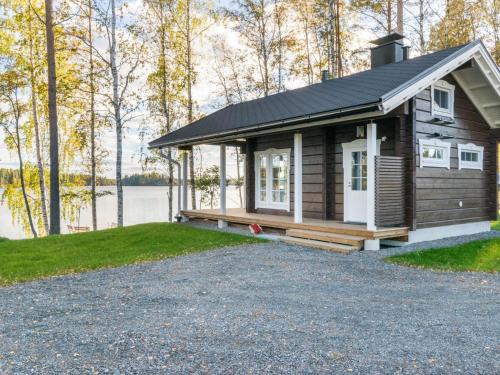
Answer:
(0, 186, 243, 239)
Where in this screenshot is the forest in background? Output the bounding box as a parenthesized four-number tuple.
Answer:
(0, 168, 172, 187)
(0, 0, 498, 237)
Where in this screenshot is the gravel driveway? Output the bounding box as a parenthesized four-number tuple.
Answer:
(0, 239, 499, 374)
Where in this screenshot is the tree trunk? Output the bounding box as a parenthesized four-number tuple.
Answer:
(88, 0, 97, 231)
(303, 6, 313, 85)
(13, 95, 38, 238)
(186, 0, 196, 209)
(418, 0, 425, 53)
(328, 0, 336, 78)
(110, 0, 123, 227)
(28, 1, 49, 235)
(159, 5, 173, 221)
(387, 0, 392, 33)
(396, 0, 403, 34)
(335, 0, 342, 77)
(45, 0, 60, 235)
(274, 0, 283, 92)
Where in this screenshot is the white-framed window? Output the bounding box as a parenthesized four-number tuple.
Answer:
(255, 148, 290, 210)
(458, 143, 483, 171)
(419, 138, 451, 169)
(431, 80, 455, 118)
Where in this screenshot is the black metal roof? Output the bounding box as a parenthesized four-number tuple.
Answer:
(149, 42, 474, 148)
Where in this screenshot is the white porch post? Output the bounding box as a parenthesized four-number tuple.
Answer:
(294, 133, 303, 224)
(365, 122, 380, 250)
(182, 151, 188, 211)
(218, 144, 228, 228)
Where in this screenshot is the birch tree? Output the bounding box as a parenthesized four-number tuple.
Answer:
(143, 0, 187, 221)
(27, 0, 49, 234)
(0, 71, 38, 237)
(225, 0, 282, 97)
(45, 0, 61, 235)
(96, 0, 145, 227)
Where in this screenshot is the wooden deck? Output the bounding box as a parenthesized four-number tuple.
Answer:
(182, 208, 408, 240)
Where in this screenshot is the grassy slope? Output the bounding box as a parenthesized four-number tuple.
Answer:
(492, 219, 500, 231)
(386, 238, 500, 273)
(0, 223, 263, 286)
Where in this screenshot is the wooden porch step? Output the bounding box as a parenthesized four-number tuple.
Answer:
(286, 229, 364, 249)
(280, 236, 359, 254)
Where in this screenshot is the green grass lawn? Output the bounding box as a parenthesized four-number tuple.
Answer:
(492, 218, 500, 231)
(0, 223, 263, 286)
(386, 238, 500, 273)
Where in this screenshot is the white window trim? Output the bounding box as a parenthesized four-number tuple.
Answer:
(254, 148, 291, 211)
(431, 80, 455, 118)
(458, 143, 484, 171)
(419, 138, 451, 169)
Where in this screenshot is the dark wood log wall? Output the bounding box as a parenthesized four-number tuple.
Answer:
(246, 128, 330, 219)
(332, 120, 396, 221)
(375, 156, 406, 226)
(245, 120, 398, 221)
(414, 75, 497, 229)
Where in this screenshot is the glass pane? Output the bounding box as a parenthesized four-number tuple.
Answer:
(352, 151, 360, 165)
(361, 151, 367, 165)
(270, 153, 288, 203)
(434, 89, 449, 110)
(352, 165, 361, 178)
(471, 153, 478, 162)
(352, 177, 361, 191)
(433, 90, 440, 106)
(362, 177, 367, 191)
(272, 191, 279, 202)
(259, 155, 267, 201)
(423, 146, 444, 160)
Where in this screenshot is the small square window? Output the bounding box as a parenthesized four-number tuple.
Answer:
(419, 139, 451, 169)
(433, 89, 449, 110)
(431, 80, 454, 118)
(458, 143, 483, 170)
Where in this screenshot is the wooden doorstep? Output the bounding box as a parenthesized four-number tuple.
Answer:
(286, 229, 364, 249)
(280, 236, 359, 254)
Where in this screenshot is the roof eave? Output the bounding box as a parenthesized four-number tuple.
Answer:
(148, 102, 382, 149)
(379, 40, 485, 114)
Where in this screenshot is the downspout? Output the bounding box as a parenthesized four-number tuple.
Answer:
(159, 148, 182, 222)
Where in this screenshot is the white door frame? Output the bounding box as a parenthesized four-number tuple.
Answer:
(341, 138, 380, 223)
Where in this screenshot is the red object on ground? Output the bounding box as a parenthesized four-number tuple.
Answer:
(249, 223, 263, 234)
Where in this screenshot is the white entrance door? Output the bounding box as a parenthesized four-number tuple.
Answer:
(342, 139, 381, 223)
(343, 140, 368, 223)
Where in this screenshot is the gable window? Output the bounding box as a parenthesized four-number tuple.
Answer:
(255, 148, 290, 210)
(431, 80, 455, 118)
(419, 138, 451, 169)
(458, 143, 483, 170)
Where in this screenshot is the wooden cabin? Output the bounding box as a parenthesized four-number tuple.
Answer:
(150, 34, 500, 251)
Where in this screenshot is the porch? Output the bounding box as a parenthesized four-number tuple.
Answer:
(182, 208, 409, 253)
